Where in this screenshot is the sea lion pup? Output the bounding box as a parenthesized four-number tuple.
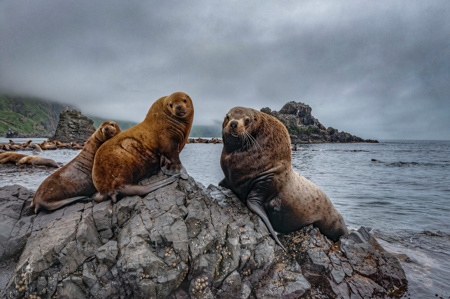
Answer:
(92, 92, 194, 203)
(0, 152, 28, 164)
(17, 156, 59, 168)
(219, 107, 348, 248)
(32, 144, 43, 153)
(30, 121, 121, 213)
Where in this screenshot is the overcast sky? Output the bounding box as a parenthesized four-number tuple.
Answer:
(1, 1, 449, 140)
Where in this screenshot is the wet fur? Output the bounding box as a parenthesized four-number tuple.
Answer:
(31, 121, 121, 213)
(92, 92, 194, 202)
(220, 107, 348, 245)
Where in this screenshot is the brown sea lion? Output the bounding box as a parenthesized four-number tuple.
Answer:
(92, 92, 194, 203)
(21, 140, 32, 147)
(17, 156, 59, 168)
(30, 121, 121, 213)
(0, 152, 28, 164)
(219, 107, 348, 248)
(40, 141, 57, 150)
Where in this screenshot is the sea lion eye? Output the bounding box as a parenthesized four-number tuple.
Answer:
(245, 118, 250, 125)
(170, 104, 173, 108)
(183, 99, 187, 103)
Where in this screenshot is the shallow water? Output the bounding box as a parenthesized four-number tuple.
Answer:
(1, 139, 449, 298)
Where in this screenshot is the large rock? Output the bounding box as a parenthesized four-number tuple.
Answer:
(5, 129, 18, 138)
(50, 109, 95, 143)
(0, 175, 406, 298)
(261, 102, 378, 143)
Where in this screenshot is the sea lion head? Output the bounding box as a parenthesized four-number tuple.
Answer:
(96, 121, 121, 142)
(164, 92, 194, 119)
(222, 107, 259, 152)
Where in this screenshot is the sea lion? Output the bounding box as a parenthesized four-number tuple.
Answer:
(219, 107, 348, 248)
(92, 92, 194, 203)
(32, 144, 43, 153)
(30, 121, 121, 213)
(0, 152, 28, 164)
(21, 140, 32, 147)
(17, 156, 59, 168)
(40, 141, 57, 150)
(72, 143, 84, 149)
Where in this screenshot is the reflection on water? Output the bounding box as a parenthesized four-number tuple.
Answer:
(1, 140, 450, 298)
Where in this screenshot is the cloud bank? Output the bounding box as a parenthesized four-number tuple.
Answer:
(1, 0, 449, 139)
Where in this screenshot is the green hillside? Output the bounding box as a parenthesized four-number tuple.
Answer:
(0, 95, 66, 136)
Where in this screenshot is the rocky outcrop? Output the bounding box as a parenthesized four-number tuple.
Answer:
(261, 102, 378, 144)
(50, 109, 96, 143)
(5, 129, 18, 138)
(0, 175, 406, 298)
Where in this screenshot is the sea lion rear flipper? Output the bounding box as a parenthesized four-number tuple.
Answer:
(119, 175, 180, 197)
(37, 196, 90, 213)
(246, 198, 286, 251)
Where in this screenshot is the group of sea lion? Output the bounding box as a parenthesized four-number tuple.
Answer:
(17, 92, 348, 245)
(0, 139, 85, 152)
(31, 92, 194, 213)
(0, 152, 59, 167)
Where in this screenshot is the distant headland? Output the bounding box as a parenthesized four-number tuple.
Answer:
(1, 95, 377, 142)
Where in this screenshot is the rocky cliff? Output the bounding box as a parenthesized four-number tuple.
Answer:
(50, 109, 96, 143)
(0, 174, 407, 298)
(0, 96, 67, 138)
(261, 102, 378, 143)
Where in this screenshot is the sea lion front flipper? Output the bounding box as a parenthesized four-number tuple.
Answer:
(160, 155, 188, 180)
(246, 198, 286, 251)
(218, 178, 230, 189)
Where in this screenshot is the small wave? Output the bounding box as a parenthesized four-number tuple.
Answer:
(372, 161, 449, 167)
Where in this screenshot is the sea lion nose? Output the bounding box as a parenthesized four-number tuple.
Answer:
(105, 127, 109, 131)
(230, 121, 238, 129)
(176, 105, 182, 110)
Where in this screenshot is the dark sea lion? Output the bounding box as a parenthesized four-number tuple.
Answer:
(0, 152, 28, 164)
(92, 92, 194, 203)
(30, 121, 121, 213)
(17, 156, 59, 168)
(219, 107, 348, 248)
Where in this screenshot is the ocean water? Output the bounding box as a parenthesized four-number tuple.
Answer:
(1, 139, 449, 298)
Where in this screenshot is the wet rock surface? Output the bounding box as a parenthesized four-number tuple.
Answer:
(0, 175, 406, 298)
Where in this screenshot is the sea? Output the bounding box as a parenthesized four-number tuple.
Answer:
(1, 138, 449, 298)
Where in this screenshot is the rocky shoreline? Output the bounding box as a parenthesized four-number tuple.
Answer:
(262, 102, 379, 144)
(0, 173, 407, 298)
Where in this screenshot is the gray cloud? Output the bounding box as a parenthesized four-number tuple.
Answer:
(1, 0, 449, 140)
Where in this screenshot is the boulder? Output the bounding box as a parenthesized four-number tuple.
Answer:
(0, 175, 406, 298)
(50, 109, 95, 143)
(5, 129, 18, 139)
